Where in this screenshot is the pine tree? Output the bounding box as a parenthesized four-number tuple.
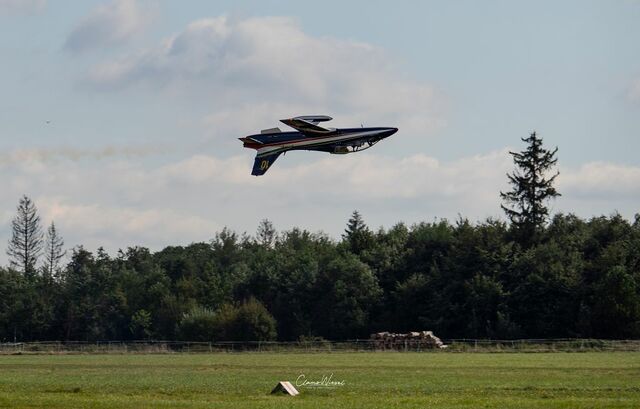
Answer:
(343, 210, 373, 255)
(256, 219, 276, 248)
(43, 221, 65, 279)
(7, 195, 44, 276)
(500, 132, 560, 246)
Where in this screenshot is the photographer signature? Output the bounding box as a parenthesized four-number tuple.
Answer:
(296, 373, 346, 388)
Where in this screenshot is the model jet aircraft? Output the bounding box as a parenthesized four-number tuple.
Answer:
(239, 115, 398, 175)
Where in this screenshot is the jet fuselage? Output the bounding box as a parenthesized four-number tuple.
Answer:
(239, 116, 398, 175)
(241, 127, 398, 154)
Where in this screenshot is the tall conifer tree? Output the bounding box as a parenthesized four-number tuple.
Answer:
(43, 221, 65, 279)
(500, 132, 560, 246)
(7, 195, 44, 276)
(343, 210, 373, 255)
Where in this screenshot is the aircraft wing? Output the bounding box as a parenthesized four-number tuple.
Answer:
(280, 116, 334, 134)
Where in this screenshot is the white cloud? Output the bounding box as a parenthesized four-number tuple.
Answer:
(2, 146, 638, 265)
(628, 78, 640, 102)
(39, 199, 218, 245)
(558, 162, 640, 198)
(0, 145, 166, 168)
(65, 0, 155, 53)
(85, 15, 445, 138)
(5, 9, 640, 261)
(0, 0, 45, 15)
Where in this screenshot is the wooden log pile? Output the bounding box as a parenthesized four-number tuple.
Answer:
(370, 331, 446, 350)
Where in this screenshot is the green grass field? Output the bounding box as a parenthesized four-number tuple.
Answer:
(0, 352, 639, 408)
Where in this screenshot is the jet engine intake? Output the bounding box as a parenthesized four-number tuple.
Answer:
(332, 146, 350, 154)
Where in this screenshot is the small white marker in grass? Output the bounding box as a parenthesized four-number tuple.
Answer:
(271, 381, 299, 396)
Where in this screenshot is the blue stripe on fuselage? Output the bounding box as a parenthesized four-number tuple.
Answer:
(248, 131, 304, 144)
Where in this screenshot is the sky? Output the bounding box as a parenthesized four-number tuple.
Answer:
(1, 0, 639, 264)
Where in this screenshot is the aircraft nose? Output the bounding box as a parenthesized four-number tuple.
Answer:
(385, 127, 398, 136)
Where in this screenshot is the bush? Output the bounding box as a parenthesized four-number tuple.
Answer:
(231, 297, 277, 341)
(177, 307, 218, 341)
(129, 309, 152, 339)
(177, 298, 277, 341)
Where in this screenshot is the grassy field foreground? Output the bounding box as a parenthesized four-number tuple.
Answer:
(0, 352, 639, 408)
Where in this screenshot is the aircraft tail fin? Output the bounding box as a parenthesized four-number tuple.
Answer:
(252, 151, 282, 176)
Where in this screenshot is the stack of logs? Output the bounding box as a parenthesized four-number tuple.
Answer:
(370, 331, 446, 350)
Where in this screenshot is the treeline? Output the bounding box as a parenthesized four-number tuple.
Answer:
(1, 133, 639, 341)
(1, 212, 639, 342)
